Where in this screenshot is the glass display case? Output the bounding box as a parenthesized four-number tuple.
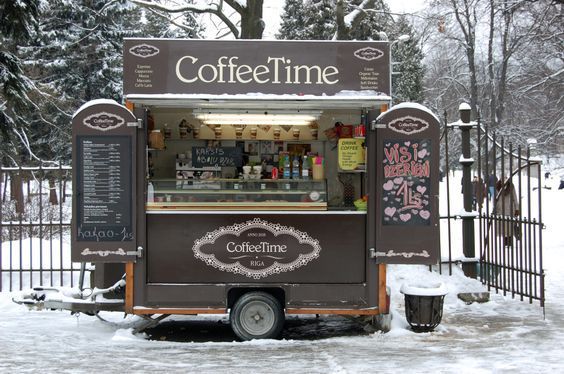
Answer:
(147, 179, 327, 211)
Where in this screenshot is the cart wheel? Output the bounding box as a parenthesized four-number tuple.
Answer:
(230, 291, 284, 341)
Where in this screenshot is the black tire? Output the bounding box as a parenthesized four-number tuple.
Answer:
(230, 291, 284, 341)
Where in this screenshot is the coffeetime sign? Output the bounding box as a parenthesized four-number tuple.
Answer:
(175, 55, 340, 85)
(123, 39, 391, 96)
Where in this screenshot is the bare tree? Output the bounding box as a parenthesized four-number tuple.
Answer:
(130, 0, 264, 39)
(425, 0, 563, 153)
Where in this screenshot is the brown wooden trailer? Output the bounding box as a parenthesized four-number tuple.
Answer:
(70, 39, 440, 340)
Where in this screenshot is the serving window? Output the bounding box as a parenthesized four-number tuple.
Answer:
(144, 106, 367, 212)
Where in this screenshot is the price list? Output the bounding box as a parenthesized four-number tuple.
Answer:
(77, 136, 132, 241)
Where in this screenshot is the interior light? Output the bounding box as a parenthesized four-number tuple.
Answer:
(192, 109, 322, 126)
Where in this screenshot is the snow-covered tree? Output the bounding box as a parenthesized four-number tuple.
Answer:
(390, 16, 424, 104)
(339, 0, 391, 40)
(305, 0, 337, 40)
(141, 0, 205, 38)
(23, 0, 144, 164)
(277, 0, 308, 40)
(0, 0, 41, 164)
(278, 0, 391, 41)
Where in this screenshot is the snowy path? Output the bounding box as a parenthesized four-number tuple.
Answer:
(0, 178, 562, 373)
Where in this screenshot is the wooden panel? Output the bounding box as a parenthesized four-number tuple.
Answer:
(125, 262, 134, 314)
(286, 308, 380, 316)
(378, 263, 388, 313)
(133, 308, 226, 315)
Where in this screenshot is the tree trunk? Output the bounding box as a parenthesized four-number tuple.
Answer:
(62, 179, 67, 203)
(335, 0, 347, 40)
(2, 172, 8, 203)
(10, 173, 25, 215)
(240, 0, 264, 39)
(27, 177, 31, 203)
(495, 0, 512, 127)
(48, 177, 59, 205)
(487, 0, 496, 129)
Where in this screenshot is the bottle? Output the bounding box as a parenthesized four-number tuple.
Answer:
(163, 123, 171, 139)
(301, 155, 311, 180)
(147, 181, 154, 202)
(292, 155, 300, 179)
(283, 155, 291, 179)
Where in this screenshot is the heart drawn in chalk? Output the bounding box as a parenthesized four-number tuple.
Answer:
(399, 213, 412, 222)
(417, 186, 427, 194)
(393, 177, 404, 185)
(405, 141, 411, 146)
(418, 149, 428, 158)
(384, 207, 397, 217)
(419, 210, 431, 220)
(383, 180, 394, 191)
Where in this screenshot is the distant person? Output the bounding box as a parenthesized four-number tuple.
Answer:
(487, 173, 497, 201)
(559, 177, 564, 190)
(495, 179, 520, 246)
(472, 175, 486, 210)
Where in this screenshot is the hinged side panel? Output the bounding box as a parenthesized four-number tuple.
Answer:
(368, 104, 441, 264)
(71, 100, 138, 262)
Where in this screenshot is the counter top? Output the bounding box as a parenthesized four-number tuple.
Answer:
(146, 209, 366, 215)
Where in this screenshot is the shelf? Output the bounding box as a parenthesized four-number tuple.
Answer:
(151, 178, 325, 183)
(146, 202, 327, 211)
(161, 138, 326, 143)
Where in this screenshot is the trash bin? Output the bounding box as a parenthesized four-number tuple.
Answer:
(400, 282, 448, 332)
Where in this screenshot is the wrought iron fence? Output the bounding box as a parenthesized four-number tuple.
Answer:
(439, 115, 545, 307)
(0, 165, 78, 292)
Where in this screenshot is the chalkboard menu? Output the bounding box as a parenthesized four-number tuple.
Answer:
(192, 147, 243, 168)
(76, 136, 133, 241)
(382, 139, 431, 226)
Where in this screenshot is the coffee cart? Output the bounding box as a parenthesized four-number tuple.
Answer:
(61, 39, 441, 340)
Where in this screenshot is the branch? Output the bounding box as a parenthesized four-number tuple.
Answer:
(146, 7, 202, 38)
(129, 0, 240, 38)
(522, 68, 564, 92)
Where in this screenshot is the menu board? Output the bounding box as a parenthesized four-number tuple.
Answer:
(382, 139, 431, 226)
(76, 136, 133, 241)
(192, 146, 243, 168)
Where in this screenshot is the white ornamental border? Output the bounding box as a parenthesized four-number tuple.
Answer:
(83, 112, 125, 131)
(375, 250, 430, 258)
(388, 115, 429, 135)
(192, 218, 321, 279)
(81, 248, 126, 257)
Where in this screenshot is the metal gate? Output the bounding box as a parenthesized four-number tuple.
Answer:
(0, 165, 77, 292)
(440, 110, 545, 306)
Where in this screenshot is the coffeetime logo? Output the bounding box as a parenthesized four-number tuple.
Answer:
(175, 55, 340, 85)
(129, 43, 160, 58)
(192, 218, 322, 279)
(83, 112, 125, 131)
(388, 116, 430, 135)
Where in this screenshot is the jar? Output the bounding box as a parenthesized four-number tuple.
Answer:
(149, 130, 165, 149)
(163, 124, 172, 139)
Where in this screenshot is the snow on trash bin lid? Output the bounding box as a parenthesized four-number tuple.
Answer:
(400, 282, 448, 296)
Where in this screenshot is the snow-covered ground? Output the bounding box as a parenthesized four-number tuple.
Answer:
(0, 174, 562, 373)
